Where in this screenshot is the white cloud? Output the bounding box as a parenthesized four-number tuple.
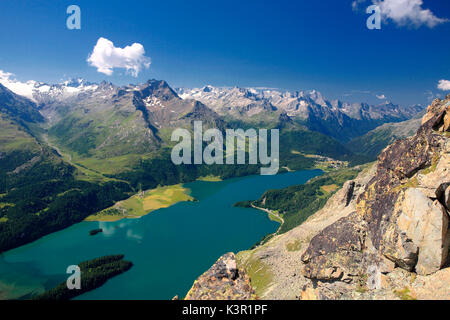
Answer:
(437, 80, 450, 91)
(353, 0, 447, 28)
(374, 0, 448, 28)
(0, 70, 13, 80)
(87, 37, 151, 77)
(376, 94, 387, 99)
(0, 70, 36, 101)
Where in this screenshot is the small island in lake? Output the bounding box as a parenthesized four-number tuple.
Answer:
(89, 228, 103, 236)
(34, 255, 133, 300)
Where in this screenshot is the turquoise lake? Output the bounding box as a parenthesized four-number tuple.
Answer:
(0, 169, 321, 300)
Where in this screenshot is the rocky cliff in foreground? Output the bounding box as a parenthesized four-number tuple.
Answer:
(185, 95, 450, 300)
(184, 253, 256, 300)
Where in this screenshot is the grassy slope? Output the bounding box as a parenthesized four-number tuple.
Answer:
(46, 99, 158, 172)
(346, 117, 421, 160)
(0, 116, 40, 153)
(236, 250, 273, 298)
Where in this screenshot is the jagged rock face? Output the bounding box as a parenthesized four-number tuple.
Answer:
(133, 81, 223, 131)
(184, 253, 256, 300)
(302, 96, 450, 283)
(385, 188, 448, 274)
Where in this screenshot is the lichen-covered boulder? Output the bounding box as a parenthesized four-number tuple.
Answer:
(184, 253, 256, 300)
(301, 212, 366, 282)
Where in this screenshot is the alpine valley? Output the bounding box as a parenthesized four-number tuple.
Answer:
(1, 76, 440, 300)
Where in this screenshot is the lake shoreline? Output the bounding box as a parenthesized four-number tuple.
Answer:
(251, 204, 284, 233)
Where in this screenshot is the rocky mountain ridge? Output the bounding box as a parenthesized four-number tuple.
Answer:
(35, 79, 223, 160)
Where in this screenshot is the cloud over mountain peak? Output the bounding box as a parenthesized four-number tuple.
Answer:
(87, 37, 151, 77)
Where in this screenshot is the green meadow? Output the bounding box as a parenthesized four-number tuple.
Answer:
(85, 184, 194, 221)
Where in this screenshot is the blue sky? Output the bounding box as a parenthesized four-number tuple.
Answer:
(0, 0, 449, 106)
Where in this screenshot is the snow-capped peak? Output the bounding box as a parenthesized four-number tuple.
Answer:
(0, 71, 105, 102)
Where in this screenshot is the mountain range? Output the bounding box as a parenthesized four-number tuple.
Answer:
(177, 85, 423, 142)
